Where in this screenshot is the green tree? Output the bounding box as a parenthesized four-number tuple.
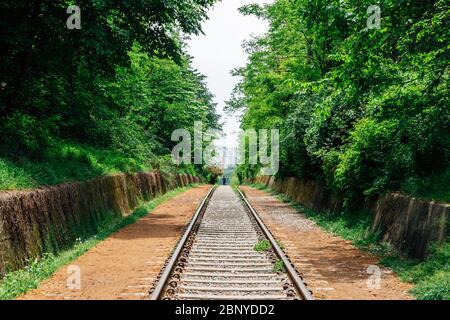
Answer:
(230, 0, 449, 203)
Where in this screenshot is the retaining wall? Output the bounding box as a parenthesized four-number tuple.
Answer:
(253, 176, 341, 214)
(372, 193, 448, 259)
(0, 172, 200, 274)
(252, 176, 448, 259)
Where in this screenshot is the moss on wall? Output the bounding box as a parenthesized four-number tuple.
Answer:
(0, 172, 200, 274)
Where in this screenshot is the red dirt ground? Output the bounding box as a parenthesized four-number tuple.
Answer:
(241, 186, 413, 300)
(19, 185, 211, 300)
(18, 185, 413, 300)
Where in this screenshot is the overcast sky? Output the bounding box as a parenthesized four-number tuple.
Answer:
(187, 0, 271, 150)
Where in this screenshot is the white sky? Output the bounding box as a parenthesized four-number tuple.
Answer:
(187, 0, 271, 151)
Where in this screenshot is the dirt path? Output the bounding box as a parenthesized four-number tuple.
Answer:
(241, 186, 413, 300)
(19, 185, 211, 300)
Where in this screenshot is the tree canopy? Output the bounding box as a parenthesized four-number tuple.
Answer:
(230, 0, 449, 203)
(0, 0, 220, 190)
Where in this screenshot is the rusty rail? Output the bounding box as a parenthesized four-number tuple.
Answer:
(149, 185, 217, 300)
(236, 187, 314, 300)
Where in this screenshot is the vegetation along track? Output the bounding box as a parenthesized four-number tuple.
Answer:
(150, 186, 313, 300)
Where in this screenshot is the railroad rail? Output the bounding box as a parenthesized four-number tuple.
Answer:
(149, 185, 313, 300)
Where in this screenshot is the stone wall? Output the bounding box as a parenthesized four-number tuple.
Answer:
(252, 176, 448, 260)
(372, 193, 449, 259)
(253, 176, 341, 214)
(0, 172, 200, 274)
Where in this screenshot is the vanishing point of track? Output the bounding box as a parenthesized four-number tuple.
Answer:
(150, 186, 313, 300)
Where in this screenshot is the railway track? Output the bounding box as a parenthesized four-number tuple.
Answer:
(150, 186, 313, 300)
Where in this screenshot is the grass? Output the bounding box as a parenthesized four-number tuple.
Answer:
(273, 260, 286, 273)
(254, 240, 272, 253)
(401, 168, 450, 203)
(248, 183, 450, 300)
(0, 139, 197, 192)
(0, 140, 153, 191)
(0, 185, 196, 300)
(381, 242, 450, 300)
(253, 240, 287, 273)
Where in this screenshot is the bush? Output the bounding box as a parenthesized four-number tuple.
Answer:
(334, 118, 411, 200)
(202, 165, 224, 184)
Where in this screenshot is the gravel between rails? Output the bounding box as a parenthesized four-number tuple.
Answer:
(157, 186, 298, 300)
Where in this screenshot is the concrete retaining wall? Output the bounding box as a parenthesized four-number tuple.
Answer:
(0, 172, 200, 274)
(372, 193, 448, 259)
(252, 176, 448, 260)
(253, 176, 341, 214)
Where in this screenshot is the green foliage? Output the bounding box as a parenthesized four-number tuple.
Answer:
(0, 158, 33, 190)
(235, 164, 261, 184)
(273, 260, 286, 273)
(202, 165, 224, 184)
(0, 0, 215, 104)
(254, 240, 272, 252)
(401, 168, 450, 203)
(231, 0, 449, 203)
(411, 272, 449, 300)
(0, 140, 151, 190)
(0, 1, 219, 190)
(334, 119, 406, 202)
(382, 242, 450, 300)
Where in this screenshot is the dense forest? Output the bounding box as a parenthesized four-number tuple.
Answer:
(231, 0, 449, 204)
(0, 0, 220, 190)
